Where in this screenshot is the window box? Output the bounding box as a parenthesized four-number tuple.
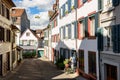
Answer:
(71, 6, 75, 10)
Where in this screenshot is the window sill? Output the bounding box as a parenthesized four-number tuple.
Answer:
(102, 7, 115, 14)
(88, 36, 96, 39)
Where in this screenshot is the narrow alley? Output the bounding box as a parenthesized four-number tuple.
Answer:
(1, 57, 78, 80)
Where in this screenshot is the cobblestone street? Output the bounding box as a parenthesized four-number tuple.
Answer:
(0, 57, 78, 80)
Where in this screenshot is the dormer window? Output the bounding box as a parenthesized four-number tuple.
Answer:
(26, 32, 30, 36)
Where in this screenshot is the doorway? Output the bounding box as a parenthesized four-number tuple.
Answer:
(105, 64, 117, 80)
(0, 55, 2, 75)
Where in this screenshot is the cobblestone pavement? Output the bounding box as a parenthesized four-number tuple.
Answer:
(0, 57, 79, 80)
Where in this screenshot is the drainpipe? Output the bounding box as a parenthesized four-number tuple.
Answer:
(75, 4, 79, 73)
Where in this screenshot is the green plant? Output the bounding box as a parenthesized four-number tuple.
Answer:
(71, 6, 74, 10)
(63, 59, 70, 65)
(65, 11, 68, 14)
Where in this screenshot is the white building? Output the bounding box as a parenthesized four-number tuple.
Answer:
(20, 28, 38, 54)
(50, 0, 99, 80)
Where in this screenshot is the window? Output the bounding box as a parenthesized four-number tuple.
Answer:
(26, 32, 30, 36)
(105, 0, 112, 9)
(12, 50, 15, 63)
(0, 26, 4, 42)
(30, 40, 35, 45)
(6, 30, 11, 42)
(71, 0, 75, 10)
(60, 27, 63, 39)
(6, 9, 9, 20)
(65, 2, 68, 14)
(89, 16, 95, 36)
(60, 8, 63, 17)
(105, 64, 117, 80)
(79, 50, 84, 71)
(104, 27, 112, 51)
(71, 23, 75, 39)
(2, 4, 4, 16)
(23, 40, 27, 45)
(80, 20, 85, 37)
(88, 51, 96, 77)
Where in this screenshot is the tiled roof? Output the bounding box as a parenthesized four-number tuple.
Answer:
(11, 9, 24, 17)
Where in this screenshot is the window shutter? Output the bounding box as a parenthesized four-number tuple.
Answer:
(85, 17, 88, 37)
(63, 26, 66, 39)
(98, 0, 103, 10)
(82, 0, 87, 3)
(68, 24, 71, 39)
(95, 13, 99, 36)
(97, 27, 103, 51)
(112, 0, 119, 7)
(112, 25, 119, 53)
(68, 0, 71, 13)
(74, 0, 78, 8)
(59, 28, 61, 39)
(59, 8, 61, 18)
(78, 21, 81, 39)
(74, 21, 77, 38)
(63, 4, 65, 17)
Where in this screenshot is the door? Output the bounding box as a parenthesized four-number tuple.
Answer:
(38, 50, 44, 57)
(7, 52, 10, 70)
(0, 55, 2, 75)
(106, 64, 117, 80)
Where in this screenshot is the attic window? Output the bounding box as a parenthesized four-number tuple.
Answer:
(26, 32, 30, 36)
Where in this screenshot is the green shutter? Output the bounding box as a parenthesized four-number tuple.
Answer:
(63, 4, 65, 17)
(74, 0, 77, 8)
(97, 27, 103, 51)
(68, 24, 71, 39)
(98, 0, 103, 10)
(85, 17, 88, 37)
(95, 13, 99, 36)
(112, 25, 120, 53)
(112, 0, 119, 7)
(68, 0, 71, 13)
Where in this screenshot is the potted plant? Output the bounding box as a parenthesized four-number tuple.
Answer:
(64, 59, 70, 68)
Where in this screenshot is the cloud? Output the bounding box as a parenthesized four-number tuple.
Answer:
(30, 11, 49, 29)
(13, 0, 55, 30)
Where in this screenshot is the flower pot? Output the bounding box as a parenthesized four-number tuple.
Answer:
(65, 63, 69, 68)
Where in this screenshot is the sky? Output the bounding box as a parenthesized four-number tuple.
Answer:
(12, 0, 55, 30)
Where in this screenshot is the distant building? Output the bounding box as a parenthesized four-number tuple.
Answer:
(43, 25, 52, 61)
(35, 29, 44, 57)
(10, 7, 30, 45)
(20, 28, 38, 53)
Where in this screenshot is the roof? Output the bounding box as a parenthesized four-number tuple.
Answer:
(20, 28, 39, 39)
(11, 8, 25, 17)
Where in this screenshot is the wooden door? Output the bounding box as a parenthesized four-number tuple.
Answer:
(106, 64, 117, 80)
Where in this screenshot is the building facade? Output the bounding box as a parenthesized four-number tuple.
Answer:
(10, 7, 30, 46)
(20, 28, 38, 53)
(0, 0, 19, 76)
(98, 0, 120, 80)
(49, 0, 100, 80)
(44, 25, 52, 61)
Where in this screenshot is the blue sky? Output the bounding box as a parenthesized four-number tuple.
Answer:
(12, 0, 55, 30)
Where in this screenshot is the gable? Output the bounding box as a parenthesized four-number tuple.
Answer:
(20, 29, 38, 40)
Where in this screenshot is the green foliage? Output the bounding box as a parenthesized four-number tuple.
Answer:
(23, 50, 36, 58)
(55, 55, 65, 69)
(63, 59, 70, 65)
